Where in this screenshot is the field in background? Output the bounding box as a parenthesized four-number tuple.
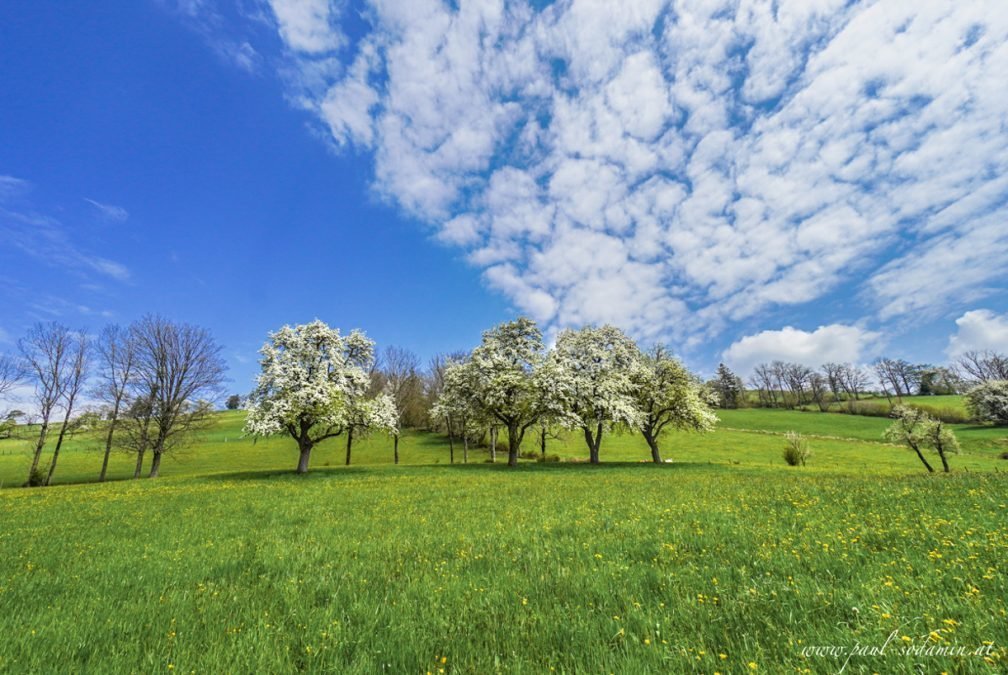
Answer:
(2, 406, 1007, 487)
(2, 409, 1007, 671)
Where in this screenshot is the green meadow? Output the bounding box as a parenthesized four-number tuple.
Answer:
(1, 408, 1006, 672)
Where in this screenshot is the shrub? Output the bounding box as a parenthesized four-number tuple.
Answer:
(25, 466, 46, 487)
(1000, 451, 1008, 460)
(783, 431, 811, 467)
(965, 381, 1008, 426)
(908, 404, 970, 424)
(519, 450, 539, 460)
(537, 454, 561, 463)
(845, 400, 892, 418)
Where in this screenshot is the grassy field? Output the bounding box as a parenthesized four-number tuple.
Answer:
(1, 410, 1007, 672)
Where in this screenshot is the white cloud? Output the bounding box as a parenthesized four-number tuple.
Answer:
(85, 198, 129, 223)
(723, 324, 881, 375)
(159, 0, 264, 73)
(0, 175, 29, 202)
(258, 1, 1008, 344)
(1, 194, 131, 283)
(267, 0, 343, 54)
(947, 309, 1008, 357)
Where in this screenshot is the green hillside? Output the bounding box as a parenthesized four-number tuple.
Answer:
(2, 410, 1006, 672)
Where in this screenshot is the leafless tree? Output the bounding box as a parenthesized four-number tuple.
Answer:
(0, 353, 25, 398)
(808, 373, 831, 412)
(19, 323, 73, 484)
(380, 345, 424, 433)
(874, 358, 914, 399)
(131, 316, 227, 478)
(841, 365, 871, 402)
(44, 330, 90, 486)
(94, 324, 138, 482)
(957, 350, 1008, 384)
(773, 361, 813, 409)
(749, 363, 779, 407)
(821, 363, 846, 401)
(121, 392, 156, 479)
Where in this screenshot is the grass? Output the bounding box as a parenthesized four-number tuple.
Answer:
(1, 409, 1007, 672)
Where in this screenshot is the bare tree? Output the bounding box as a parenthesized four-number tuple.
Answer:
(132, 316, 227, 478)
(0, 353, 25, 398)
(957, 350, 1008, 384)
(873, 358, 911, 400)
(808, 373, 831, 412)
(750, 363, 778, 407)
(837, 364, 871, 404)
(380, 345, 424, 463)
(44, 330, 90, 486)
(121, 392, 156, 479)
(94, 324, 138, 482)
(821, 363, 846, 401)
(19, 323, 73, 484)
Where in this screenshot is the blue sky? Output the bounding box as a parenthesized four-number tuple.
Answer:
(2, 1, 1008, 394)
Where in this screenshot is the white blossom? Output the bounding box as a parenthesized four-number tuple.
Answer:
(244, 319, 397, 472)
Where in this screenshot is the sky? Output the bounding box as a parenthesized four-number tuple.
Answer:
(2, 0, 1007, 398)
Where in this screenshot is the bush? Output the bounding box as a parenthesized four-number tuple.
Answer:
(519, 450, 539, 460)
(538, 454, 561, 463)
(965, 381, 1008, 426)
(908, 404, 970, 424)
(1000, 451, 1008, 460)
(844, 400, 892, 418)
(25, 466, 46, 487)
(783, 431, 811, 467)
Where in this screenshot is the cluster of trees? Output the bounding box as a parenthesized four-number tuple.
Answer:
(0, 317, 226, 486)
(746, 361, 871, 410)
(429, 320, 717, 468)
(245, 319, 718, 472)
(740, 351, 1007, 416)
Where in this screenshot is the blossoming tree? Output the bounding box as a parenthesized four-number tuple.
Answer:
(430, 357, 484, 464)
(633, 345, 718, 463)
(550, 325, 643, 464)
(244, 320, 398, 473)
(466, 318, 550, 467)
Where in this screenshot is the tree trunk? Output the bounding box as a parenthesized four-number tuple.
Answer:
(45, 410, 76, 486)
(133, 448, 146, 479)
(445, 416, 454, 464)
(643, 430, 662, 463)
(489, 427, 497, 463)
(936, 442, 951, 473)
(149, 450, 162, 478)
(394, 434, 399, 465)
(345, 426, 354, 466)
(584, 422, 603, 464)
(297, 441, 312, 474)
(27, 419, 50, 483)
(507, 423, 520, 467)
(909, 441, 935, 473)
(540, 426, 546, 459)
(100, 397, 124, 482)
(938, 449, 950, 473)
(462, 422, 469, 464)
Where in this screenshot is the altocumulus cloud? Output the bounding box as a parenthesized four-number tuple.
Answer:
(258, 1, 1008, 343)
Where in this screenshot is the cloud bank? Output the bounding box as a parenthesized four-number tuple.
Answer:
(238, 1, 1008, 345)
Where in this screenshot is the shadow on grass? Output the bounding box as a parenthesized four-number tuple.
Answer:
(197, 459, 726, 483)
